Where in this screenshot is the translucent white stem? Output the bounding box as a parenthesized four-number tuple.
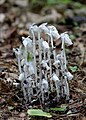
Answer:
(42, 91, 44, 104)
(23, 65, 31, 102)
(47, 36, 53, 91)
(55, 81, 60, 100)
(27, 77, 32, 102)
(21, 80, 27, 102)
(38, 31, 42, 83)
(24, 46, 28, 64)
(31, 30, 37, 85)
(64, 78, 69, 100)
(43, 49, 46, 60)
(63, 49, 67, 70)
(17, 55, 22, 74)
(50, 34, 53, 48)
(61, 39, 65, 75)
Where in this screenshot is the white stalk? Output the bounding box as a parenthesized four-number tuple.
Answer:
(60, 32, 73, 71)
(27, 76, 33, 102)
(47, 36, 53, 91)
(38, 29, 42, 84)
(13, 48, 22, 74)
(41, 79, 48, 104)
(18, 55, 22, 74)
(18, 72, 27, 102)
(60, 39, 65, 75)
(29, 27, 37, 86)
(22, 37, 28, 64)
(24, 64, 32, 102)
(64, 76, 70, 100)
(51, 73, 60, 100)
(44, 49, 46, 60)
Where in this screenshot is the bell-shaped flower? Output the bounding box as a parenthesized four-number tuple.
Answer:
(29, 23, 39, 32)
(42, 41, 50, 50)
(48, 25, 60, 39)
(60, 32, 73, 46)
(19, 72, 24, 81)
(65, 71, 73, 80)
(39, 23, 49, 33)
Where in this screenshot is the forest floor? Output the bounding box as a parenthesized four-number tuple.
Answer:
(0, 0, 86, 120)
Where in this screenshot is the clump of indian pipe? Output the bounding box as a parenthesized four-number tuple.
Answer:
(13, 23, 73, 106)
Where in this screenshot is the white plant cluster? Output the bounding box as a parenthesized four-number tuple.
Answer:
(13, 23, 73, 105)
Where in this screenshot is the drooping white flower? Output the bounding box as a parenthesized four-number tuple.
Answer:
(48, 25, 60, 39)
(29, 23, 39, 32)
(39, 23, 49, 33)
(60, 32, 73, 46)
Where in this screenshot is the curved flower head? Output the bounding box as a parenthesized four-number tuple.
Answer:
(29, 23, 39, 33)
(60, 32, 73, 46)
(48, 25, 60, 39)
(39, 23, 49, 33)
